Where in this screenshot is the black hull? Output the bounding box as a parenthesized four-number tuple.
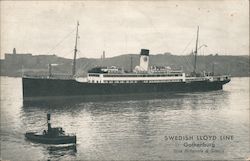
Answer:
(25, 132, 76, 144)
(22, 77, 230, 103)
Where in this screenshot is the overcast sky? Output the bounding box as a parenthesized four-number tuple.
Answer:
(1, 0, 249, 59)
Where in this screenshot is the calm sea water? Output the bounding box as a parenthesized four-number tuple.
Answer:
(0, 77, 249, 161)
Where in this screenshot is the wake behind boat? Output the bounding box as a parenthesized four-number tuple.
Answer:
(22, 23, 230, 103)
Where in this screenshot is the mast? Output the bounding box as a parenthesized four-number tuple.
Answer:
(47, 113, 51, 133)
(48, 64, 52, 78)
(212, 62, 215, 76)
(130, 56, 133, 72)
(193, 26, 199, 74)
(72, 21, 79, 76)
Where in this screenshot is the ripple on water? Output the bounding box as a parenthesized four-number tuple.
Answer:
(0, 77, 249, 160)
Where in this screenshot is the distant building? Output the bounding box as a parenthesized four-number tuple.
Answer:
(4, 48, 58, 66)
(13, 48, 16, 54)
(4, 48, 33, 66)
(101, 51, 106, 60)
(1, 48, 60, 76)
(164, 52, 172, 56)
(103, 51, 105, 59)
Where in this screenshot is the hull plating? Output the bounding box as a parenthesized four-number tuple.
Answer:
(25, 132, 76, 144)
(22, 77, 230, 102)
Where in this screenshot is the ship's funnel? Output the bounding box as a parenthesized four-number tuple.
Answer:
(139, 49, 149, 71)
(47, 113, 51, 121)
(140, 49, 149, 56)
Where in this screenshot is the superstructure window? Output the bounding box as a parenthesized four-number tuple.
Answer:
(89, 74, 100, 77)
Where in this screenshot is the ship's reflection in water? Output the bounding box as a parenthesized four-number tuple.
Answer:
(21, 90, 232, 160)
(22, 91, 229, 109)
(47, 144, 77, 158)
(23, 92, 185, 107)
(22, 90, 231, 113)
(2, 77, 249, 160)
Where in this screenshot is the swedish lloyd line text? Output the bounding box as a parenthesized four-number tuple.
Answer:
(165, 135, 234, 141)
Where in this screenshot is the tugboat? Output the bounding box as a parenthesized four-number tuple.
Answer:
(25, 113, 76, 144)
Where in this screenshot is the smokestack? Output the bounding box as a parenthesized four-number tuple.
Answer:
(140, 49, 149, 56)
(47, 113, 51, 132)
(139, 49, 149, 71)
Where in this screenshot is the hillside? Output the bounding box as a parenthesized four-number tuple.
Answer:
(0, 53, 249, 77)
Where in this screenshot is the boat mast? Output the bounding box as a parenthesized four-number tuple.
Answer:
(47, 113, 51, 133)
(193, 26, 199, 74)
(72, 21, 79, 76)
(130, 56, 133, 72)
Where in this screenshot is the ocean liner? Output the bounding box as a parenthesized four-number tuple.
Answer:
(22, 23, 230, 102)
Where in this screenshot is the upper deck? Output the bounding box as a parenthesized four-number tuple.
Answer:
(86, 66, 230, 84)
(86, 66, 186, 83)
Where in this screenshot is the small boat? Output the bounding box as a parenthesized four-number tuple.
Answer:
(25, 113, 76, 144)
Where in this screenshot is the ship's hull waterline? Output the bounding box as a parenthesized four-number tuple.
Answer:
(22, 77, 230, 103)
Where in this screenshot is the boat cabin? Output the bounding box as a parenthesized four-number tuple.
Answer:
(87, 66, 186, 84)
(43, 127, 65, 136)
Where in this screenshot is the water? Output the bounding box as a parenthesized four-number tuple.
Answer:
(0, 77, 249, 160)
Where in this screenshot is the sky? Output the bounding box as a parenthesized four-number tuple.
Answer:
(1, 0, 249, 59)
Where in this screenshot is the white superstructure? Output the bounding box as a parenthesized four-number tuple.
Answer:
(87, 72, 185, 84)
(83, 49, 230, 84)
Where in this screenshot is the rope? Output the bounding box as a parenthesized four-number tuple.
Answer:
(178, 35, 196, 71)
(47, 28, 76, 55)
